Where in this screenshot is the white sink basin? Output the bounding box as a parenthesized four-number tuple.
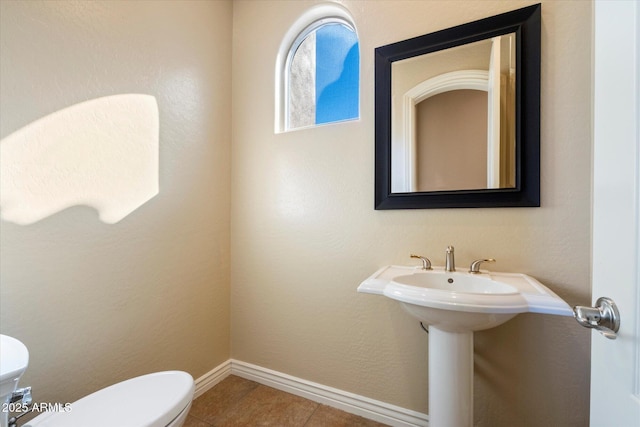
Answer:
(392, 272, 517, 293)
(358, 265, 572, 332)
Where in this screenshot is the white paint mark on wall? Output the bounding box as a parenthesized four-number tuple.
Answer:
(0, 94, 159, 224)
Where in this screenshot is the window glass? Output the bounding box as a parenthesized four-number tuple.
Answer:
(287, 22, 359, 130)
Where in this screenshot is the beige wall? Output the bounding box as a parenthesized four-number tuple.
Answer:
(0, 0, 232, 408)
(231, 1, 591, 426)
(416, 90, 488, 191)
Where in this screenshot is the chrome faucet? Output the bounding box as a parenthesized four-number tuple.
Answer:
(445, 246, 455, 272)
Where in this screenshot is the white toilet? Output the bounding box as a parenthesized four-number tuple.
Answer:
(1, 335, 30, 427)
(0, 335, 194, 427)
(24, 371, 194, 427)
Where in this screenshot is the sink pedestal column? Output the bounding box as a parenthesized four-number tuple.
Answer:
(428, 327, 473, 427)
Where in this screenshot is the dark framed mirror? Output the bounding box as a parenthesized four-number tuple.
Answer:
(375, 4, 540, 209)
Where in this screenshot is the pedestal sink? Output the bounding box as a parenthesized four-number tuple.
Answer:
(358, 265, 572, 427)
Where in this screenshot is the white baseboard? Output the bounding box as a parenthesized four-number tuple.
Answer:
(193, 359, 232, 399)
(193, 359, 428, 426)
(229, 359, 429, 427)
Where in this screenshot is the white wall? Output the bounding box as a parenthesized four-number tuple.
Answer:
(0, 0, 232, 408)
(231, 1, 592, 425)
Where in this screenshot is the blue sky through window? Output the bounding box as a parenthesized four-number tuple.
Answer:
(315, 24, 359, 124)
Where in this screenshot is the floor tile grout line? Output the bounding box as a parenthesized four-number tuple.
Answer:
(215, 380, 261, 425)
(186, 413, 213, 426)
(185, 414, 215, 427)
(302, 403, 322, 427)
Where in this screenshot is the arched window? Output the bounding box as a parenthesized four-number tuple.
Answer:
(275, 4, 359, 133)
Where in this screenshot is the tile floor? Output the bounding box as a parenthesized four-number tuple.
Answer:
(184, 375, 390, 426)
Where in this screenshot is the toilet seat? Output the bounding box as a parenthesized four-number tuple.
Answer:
(24, 371, 194, 427)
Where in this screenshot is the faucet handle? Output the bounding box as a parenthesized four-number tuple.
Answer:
(469, 258, 496, 273)
(410, 254, 432, 270)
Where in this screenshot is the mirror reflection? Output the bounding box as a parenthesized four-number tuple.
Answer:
(391, 33, 516, 193)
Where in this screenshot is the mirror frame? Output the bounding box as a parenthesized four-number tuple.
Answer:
(375, 4, 541, 209)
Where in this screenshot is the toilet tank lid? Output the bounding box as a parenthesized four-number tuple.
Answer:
(25, 371, 194, 427)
